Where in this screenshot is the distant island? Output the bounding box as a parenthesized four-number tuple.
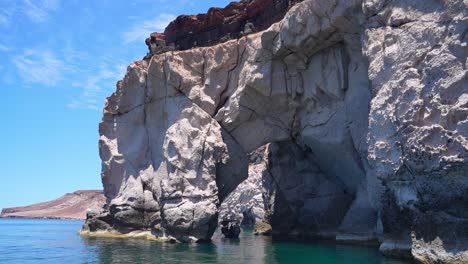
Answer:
(0, 190, 105, 220)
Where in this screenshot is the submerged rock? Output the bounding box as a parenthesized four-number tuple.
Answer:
(83, 0, 468, 262)
(254, 221, 272, 236)
(220, 219, 241, 239)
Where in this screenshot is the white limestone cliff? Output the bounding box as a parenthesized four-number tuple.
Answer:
(82, 0, 467, 262)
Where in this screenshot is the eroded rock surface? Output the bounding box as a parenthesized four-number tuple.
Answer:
(84, 0, 467, 262)
(363, 0, 468, 262)
(219, 145, 267, 225)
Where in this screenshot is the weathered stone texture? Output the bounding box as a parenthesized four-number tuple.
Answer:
(84, 0, 467, 262)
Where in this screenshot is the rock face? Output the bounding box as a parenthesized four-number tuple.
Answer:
(162, 0, 303, 50)
(94, 57, 249, 241)
(262, 141, 359, 238)
(1, 190, 105, 220)
(84, 0, 467, 262)
(363, 0, 468, 262)
(219, 145, 267, 225)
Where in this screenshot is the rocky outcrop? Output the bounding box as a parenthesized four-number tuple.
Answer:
(83, 0, 467, 262)
(161, 0, 303, 50)
(145, 33, 175, 57)
(92, 56, 249, 241)
(145, 0, 304, 56)
(1, 190, 105, 220)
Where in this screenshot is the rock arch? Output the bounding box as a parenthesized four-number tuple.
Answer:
(91, 0, 372, 241)
(83, 0, 468, 262)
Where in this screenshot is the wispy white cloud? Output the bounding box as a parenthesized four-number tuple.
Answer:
(0, 43, 11, 52)
(0, 7, 15, 26)
(0, 0, 60, 26)
(22, 0, 60, 23)
(12, 48, 65, 86)
(11, 44, 125, 111)
(122, 13, 176, 44)
(68, 63, 126, 111)
(0, 14, 9, 26)
(67, 100, 101, 111)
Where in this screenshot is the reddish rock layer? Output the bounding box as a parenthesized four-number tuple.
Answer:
(0, 190, 105, 220)
(147, 0, 303, 51)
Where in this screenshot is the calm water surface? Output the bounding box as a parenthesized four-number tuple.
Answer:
(0, 219, 411, 264)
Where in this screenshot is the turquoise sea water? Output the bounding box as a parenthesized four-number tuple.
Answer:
(0, 219, 411, 264)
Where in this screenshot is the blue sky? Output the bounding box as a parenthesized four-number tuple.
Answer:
(0, 0, 232, 210)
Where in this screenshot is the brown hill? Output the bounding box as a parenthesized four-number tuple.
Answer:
(0, 190, 105, 220)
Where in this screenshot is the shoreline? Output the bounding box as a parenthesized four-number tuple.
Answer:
(2, 218, 414, 262)
(0, 216, 85, 221)
(0, 221, 415, 264)
(79, 228, 413, 261)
